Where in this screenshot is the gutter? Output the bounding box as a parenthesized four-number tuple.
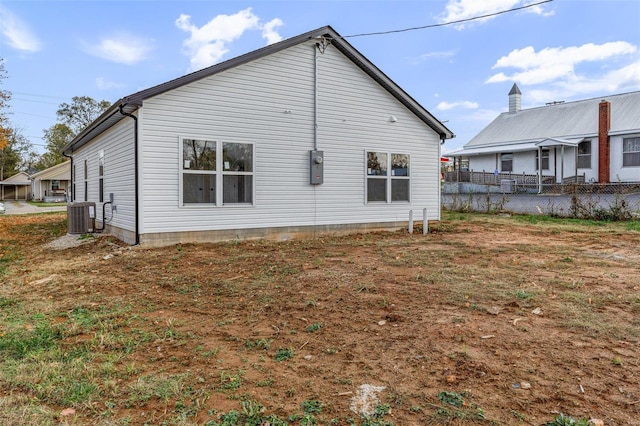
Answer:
(62, 105, 124, 156)
(118, 104, 140, 245)
(62, 151, 73, 201)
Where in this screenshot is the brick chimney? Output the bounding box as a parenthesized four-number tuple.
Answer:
(598, 100, 611, 183)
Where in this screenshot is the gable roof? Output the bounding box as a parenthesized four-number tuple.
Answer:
(31, 161, 71, 181)
(63, 25, 453, 155)
(1, 171, 31, 185)
(464, 91, 640, 149)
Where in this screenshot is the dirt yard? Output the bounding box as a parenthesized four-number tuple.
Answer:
(1, 212, 639, 425)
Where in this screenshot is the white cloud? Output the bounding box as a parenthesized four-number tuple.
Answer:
(0, 5, 41, 52)
(486, 42, 638, 86)
(438, 0, 553, 29)
(436, 100, 479, 111)
(176, 8, 283, 71)
(84, 33, 154, 65)
(409, 50, 457, 64)
(262, 18, 283, 45)
(96, 77, 125, 90)
(526, 59, 640, 103)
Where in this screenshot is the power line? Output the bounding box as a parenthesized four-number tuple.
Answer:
(12, 111, 53, 119)
(12, 97, 59, 105)
(11, 91, 67, 101)
(344, 0, 554, 38)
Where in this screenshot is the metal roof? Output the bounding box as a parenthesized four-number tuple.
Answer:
(447, 136, 587, 158)
(63, 26, 453, 155)
(448, 141, 539, 157)
(464, 91, 640, 149)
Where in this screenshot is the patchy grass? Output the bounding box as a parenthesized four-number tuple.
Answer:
(0, 212, 639, 424)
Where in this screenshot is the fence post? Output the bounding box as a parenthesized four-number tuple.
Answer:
(408, 210, 414, 234)
(423, 208, 428, 235)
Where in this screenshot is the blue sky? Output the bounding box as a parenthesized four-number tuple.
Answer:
(1, 0, 639, 155)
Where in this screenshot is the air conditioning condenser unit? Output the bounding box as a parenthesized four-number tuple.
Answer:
(67, 202, 96, 234)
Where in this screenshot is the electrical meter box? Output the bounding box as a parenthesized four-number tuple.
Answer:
(310, 150, 324, 185)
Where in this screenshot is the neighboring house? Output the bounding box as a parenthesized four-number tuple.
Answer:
(31, 161, 71, 202)
(449, 85, 640, 185)
(0, 172, 32, 201)
(62, 26, 454, 246)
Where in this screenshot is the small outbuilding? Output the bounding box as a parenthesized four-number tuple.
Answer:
(0, 172, 31, 201)
(62, 26, 454, 246)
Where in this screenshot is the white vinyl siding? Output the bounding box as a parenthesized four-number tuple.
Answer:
(136, 41, 440, 235)
(73, 118, 136, 233)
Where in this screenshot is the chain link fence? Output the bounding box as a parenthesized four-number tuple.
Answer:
(442, 183, 640, 220)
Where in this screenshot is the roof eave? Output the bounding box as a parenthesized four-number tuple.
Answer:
(328, 33, 454, 139)
(62, 101, 138, 155)
(63, 25, 454, 153)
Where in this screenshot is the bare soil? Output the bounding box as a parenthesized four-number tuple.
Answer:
(1, 212, 640, 425)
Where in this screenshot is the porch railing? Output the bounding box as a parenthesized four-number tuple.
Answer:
(443, 170, 557, 185)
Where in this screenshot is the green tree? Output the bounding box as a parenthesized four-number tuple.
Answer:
(39, 123, 73, 169)
(40, 96, 110, 168)
(0, 127, 35, 180)
(56, 96, 110, 135)
(0, 59, 35, 179)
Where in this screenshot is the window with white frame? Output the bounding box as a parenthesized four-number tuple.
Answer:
(577, 140, 591, 169)
(501, 153, 513, 172)
(72, 164, 76, 201)
(535, 149, 550, 170)
(366, 151, 410, 203)
(181, 138, 254, 205)
(222, 142, 253, 204)
(98, 150, 104, 202)
(623, 137, 640, 167)
(84, 159, 88, 201)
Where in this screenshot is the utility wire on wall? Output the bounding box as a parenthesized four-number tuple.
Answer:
(343, 0, 554, 38)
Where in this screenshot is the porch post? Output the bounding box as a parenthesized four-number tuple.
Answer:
(561, 145, 565, 184)
(574, 144, 578, 183)
(538, 146, 542, 193)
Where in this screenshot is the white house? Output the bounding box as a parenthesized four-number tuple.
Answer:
(31, 161, 71, 202)
(62, 26, 454, 246)
(449, 85, 640, 186)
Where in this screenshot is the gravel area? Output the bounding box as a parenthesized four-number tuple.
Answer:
(42, 233, 97, 250)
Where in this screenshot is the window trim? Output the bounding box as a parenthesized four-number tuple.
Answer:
(535, 149, 550, 171)
(72, 164, 76, 201)
(622, 136, 640, 168)
(83, 159, 88, 201)
(500, 153, 513, 172)
(577, 140, 592, 169)
(365, 150, 411, 204)
(178, 136, 255, 207)
(98, 150, 104, 203)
